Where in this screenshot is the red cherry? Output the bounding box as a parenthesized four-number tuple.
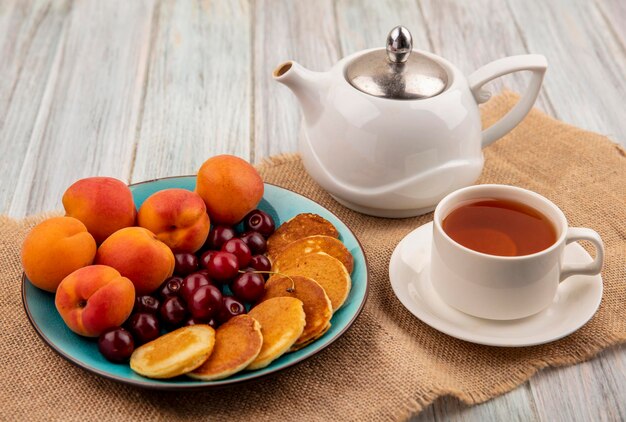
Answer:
(183, 317, 218, 329)
(217, 296, 246, 323)
(98, 328, 134, 363)
(221, 238, 251, 268)
(199, 250, 216, 269)
(249, 255, 271, 273)
(195, 269, 211, 279)
(239, 231, 267, 255)
(157, 276, 183, 299)
(134, 295, 160, 314)
(205, 225, 236, 250)
(159, 296, 187, 327)
(127, 313, 160, 345)
(207, 252, 239, 282)
(188, 285, 223, 320)
(174, 253, 199, 276)
(231, 272, 265, 303)
(242, 210, 275, 238)
(181, 272, 213, 303)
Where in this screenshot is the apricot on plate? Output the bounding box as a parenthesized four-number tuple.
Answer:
(95, 227, 175, 295)
(137, 188, 210, 253)
(21, 216, 96, 292)
(55, 265, 135, 337)
(196, 155, 264, 225)
(62, 177, 136, 244)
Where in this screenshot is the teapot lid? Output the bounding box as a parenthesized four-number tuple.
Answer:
(346, 26, 448, 100)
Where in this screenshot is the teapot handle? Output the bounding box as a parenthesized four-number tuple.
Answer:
(468, 55, 547, 147)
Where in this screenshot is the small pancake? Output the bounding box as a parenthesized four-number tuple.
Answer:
(260, 275, 332, 348)
(188, 315, 263, 381)
(279, 252, 351, 311)
(289, 322, 331, 352)
(247, 297, 306, 370)
(272, 235, 354, 274)
(130, 325, 215, 379)
(267, 213, 339, 259)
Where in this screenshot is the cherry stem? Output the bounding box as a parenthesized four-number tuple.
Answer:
(238, 269, 296, 292)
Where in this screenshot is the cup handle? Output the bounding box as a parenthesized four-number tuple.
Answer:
(559, 227, 604, 282)
(468, 54, 547, 147)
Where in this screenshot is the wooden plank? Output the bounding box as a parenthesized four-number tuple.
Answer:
(130, 0, 251, 182)
(253, 0, 340, 162)
(530, 346, 626, 421)
(411, 383, 539, 422)
(594, 0, 626, 49)
(8, 0, 155, 217)
(419, 0, 554, 114)
(334, 0, 431, 55)
(0, 0, 70, 214)
(507, 0, 626, 144)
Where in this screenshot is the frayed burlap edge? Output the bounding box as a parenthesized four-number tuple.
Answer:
(394, 332, 626, 420)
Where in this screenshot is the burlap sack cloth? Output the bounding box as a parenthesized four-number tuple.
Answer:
(1, 92, 625, 421)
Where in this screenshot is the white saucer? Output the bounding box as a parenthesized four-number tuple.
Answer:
(389, 222, 603, 347)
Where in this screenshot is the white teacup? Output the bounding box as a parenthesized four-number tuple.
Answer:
(430, 184, 604, 320)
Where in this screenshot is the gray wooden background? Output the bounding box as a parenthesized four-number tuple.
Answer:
(1, 0, 625, 420)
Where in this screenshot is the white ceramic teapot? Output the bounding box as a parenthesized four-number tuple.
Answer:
(274, 26, 547, 218)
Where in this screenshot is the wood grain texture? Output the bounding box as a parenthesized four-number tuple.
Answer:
(530, 345, 626, 422)
(594, 0, 626, 49)
(8, 0, 154, 217)
(0, 0, 70, 214)
(334, 0, 431, 55)
(413, 383, 539, 422)
(131, 0, 251, 182)
(419, 0, 554, 114)
(507, 0, 626, 144)
(253, 0, 340, 161)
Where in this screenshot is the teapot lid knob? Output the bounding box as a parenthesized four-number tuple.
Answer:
(386, 26, 412, 63)
(345, 25, 448, 100)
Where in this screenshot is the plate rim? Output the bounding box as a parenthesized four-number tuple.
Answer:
(389, 221, 603, 347)
(22, 176, 369, 390)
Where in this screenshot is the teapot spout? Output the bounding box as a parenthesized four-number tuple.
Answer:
(273, 61, 328, 124)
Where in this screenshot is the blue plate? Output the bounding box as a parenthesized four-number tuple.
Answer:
(22, 176, 368, 389)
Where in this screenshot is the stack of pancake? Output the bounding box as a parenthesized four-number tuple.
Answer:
(263, 213, 353, 347)
(130, 213, 354, 381)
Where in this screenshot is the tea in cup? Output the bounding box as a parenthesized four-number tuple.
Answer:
(430, 184, 604, 320)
